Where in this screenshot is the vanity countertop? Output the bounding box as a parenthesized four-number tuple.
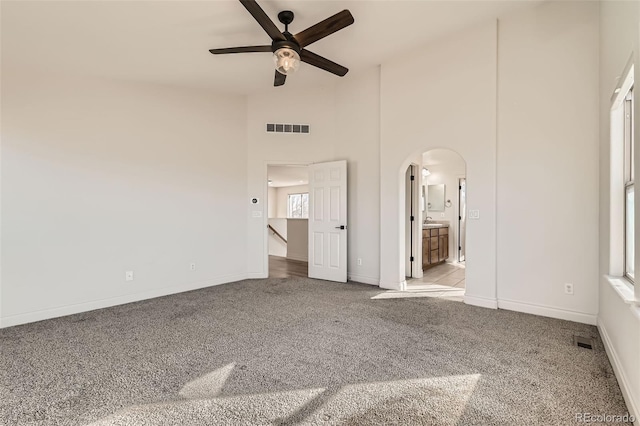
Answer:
(423, 223, 448, 229)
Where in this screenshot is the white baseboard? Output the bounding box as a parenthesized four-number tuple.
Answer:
(0, 273, 248, 329)
(348, 274, 379, 286)
(286, 253, 308, 262)
(464, 295, 498, 309)
(246, 272, 268, 279)
(379, 280, 406, 291)
(598, 318, 639, 423)
(497, 298, 597, 325)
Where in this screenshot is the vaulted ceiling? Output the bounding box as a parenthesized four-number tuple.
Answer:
(2, 1, 540, 95)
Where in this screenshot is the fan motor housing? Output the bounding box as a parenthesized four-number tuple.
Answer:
(272, 39, 300, 54)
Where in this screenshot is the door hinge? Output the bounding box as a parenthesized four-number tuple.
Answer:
(459, 246, 462, 251)
(459, 186, 462, 190)
(410, 216, 415, 221)
(410, 256, 414, 262)
(459, 216, 462, 220)
(410, 175, 415, 181)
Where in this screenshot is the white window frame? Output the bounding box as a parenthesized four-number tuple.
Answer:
(609, 60, 634, 287)
(624, 90, 634, 282)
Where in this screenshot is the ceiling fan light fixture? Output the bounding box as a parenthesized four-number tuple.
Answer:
(273, 47, 300, 75)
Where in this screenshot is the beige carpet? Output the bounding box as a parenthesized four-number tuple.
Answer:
(0, 277, 632, 425)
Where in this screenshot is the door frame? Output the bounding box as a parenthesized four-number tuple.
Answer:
(405, 164, 421, 278)
(458, 177, 466, 262)
(264, 161, 310, 278)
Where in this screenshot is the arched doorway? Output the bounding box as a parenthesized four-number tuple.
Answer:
(404, 149, 467, 300)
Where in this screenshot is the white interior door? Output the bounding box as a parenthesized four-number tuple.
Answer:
(308, 160, 348, 282)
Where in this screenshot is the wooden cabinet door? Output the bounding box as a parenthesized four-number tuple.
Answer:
(423, 234, 431, 268)
(444, 235, 448, 259)
(430, 236, 438, 249)
(438, 235, 449, 261)
(430, 249, 439, 264)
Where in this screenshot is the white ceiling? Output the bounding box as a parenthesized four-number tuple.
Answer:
(2, 0, 540, 96)
(268, 165, 308, 187)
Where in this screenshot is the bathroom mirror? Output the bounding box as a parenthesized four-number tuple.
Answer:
(427, 184, 445, 212)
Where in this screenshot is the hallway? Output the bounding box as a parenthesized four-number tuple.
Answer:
(268, 255, 308, 279)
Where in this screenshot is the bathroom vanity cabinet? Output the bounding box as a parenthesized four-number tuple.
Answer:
(422, 226, 449, 270)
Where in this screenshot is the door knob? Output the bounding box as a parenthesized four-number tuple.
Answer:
(335, 225, 346, 230)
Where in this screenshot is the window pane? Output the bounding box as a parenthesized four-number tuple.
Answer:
(626, 185, 634, 281)
(625, 96, 633, 182)
(288, 194, 300, 218)
(293, 194, 302, 218)
(302, 193, 309, 218)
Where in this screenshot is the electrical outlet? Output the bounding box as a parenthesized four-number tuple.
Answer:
(190, 263, 196, 271)
(125, 271, 134, 281)
(441, 213, 445, 218)
(357, 258, 362, 266)
(469, 209, 480, 219)
(564, 283, 574, 295)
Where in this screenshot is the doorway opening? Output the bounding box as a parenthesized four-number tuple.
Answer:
(266, 165, 309, 278)
(406, 149, 466, 300)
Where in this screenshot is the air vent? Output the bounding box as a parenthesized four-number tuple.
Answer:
(266, 123, 310, 134)
(573, 335, 594, 350)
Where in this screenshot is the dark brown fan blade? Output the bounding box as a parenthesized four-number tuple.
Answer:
(239, 0, 286, 41)
(293, 10, 354, 48)
(274, 70, 287, 86)
(300, 50, 348, 76)
(209, 46, 272, 55)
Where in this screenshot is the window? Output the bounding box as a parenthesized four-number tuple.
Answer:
(610, 61, 634, 285)
(288, 193, 309, 218)
(624, 89, 634, 282)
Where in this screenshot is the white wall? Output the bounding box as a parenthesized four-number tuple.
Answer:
(380, 21, 498, 308)
(496, 1, 599, 323)
(246, 84, 335, 279)
(287, 219, 308, 262)
(267, 186, 277, 218)
(1, 69, 248, 327)
(380, 2, 600, 324)
(598, 0, 640, 419)
(267, 218, 287, 257)
(275, 184, 309, 218)
(246, 67, 381, 285)
(333, 67, 382, 285)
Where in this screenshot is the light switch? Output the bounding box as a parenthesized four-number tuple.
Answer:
(469, 209, 480, 219)
(252, 211, 262, 218)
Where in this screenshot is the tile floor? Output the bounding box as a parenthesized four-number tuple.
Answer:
(372, 262, 465, 301)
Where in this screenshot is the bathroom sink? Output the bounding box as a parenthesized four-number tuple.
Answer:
(423, 224, 444, 228)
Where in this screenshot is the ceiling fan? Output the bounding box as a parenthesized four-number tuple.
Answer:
(209, 0, 354, 87)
